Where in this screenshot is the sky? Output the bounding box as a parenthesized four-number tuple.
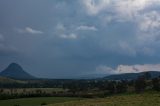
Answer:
(1, 0, 160, 78)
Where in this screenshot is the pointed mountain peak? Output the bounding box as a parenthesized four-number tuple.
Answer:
(0, 62, 35, 79)
(9, 62, 20, 66)
(7, 63, 23, 71)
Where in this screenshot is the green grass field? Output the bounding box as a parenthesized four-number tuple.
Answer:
(0, 91, 160, 106)
(48, 91, 160, 106)
(0, 97, 82, 106)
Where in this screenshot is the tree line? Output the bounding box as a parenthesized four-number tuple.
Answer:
(0, 72, 160, 100)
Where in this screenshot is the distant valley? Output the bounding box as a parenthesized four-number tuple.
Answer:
(0, 63, 160, 80)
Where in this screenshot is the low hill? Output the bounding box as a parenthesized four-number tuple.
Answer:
(0, 63, 35, 80)
(104, 71, 160, 80)
(0, 76, 26, 84)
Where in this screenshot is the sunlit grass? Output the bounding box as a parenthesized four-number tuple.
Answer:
(0, 97, 82, 106)
(48, 91, 160, 106)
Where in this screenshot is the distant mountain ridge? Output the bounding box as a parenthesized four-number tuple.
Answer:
(0, 63, 35, 79)
(104, 71, 160, 80)
(1, 63, 160, 80)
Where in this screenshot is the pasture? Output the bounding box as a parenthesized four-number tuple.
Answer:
(48, 91, 160, 106)
(0, 97, 82, 106)
(1, 91, 160, 106)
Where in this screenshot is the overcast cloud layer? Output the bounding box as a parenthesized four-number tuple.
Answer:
(0, 0, 160, 78)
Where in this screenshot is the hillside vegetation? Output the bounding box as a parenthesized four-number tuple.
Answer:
(0, 77, 26, 84)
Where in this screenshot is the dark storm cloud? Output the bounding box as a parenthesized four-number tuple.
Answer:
(0, 0, 160, 78)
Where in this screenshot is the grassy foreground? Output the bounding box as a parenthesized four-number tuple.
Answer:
(48, 92, 160, 106)
(0, 91, 160, 106)
(0, 97, 82, 106)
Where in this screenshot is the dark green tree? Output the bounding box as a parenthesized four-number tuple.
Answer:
(107, 82, 116, 94)
(152, 78, 160, 91)
(116, 81, 127, 93)
(144, 72, 151, 80)
(135, 77, 146, 93)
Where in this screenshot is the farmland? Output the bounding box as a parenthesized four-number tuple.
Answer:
(0, 91, 159, 106)
(0, 88, 65, 94)
(0, 97, 82, 106)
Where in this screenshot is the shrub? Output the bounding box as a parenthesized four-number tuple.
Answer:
(152, 78, 160, 91)
(41, 102, 47, 106)
(135, 77, 146, 93)
(13, 104, 20, 106)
